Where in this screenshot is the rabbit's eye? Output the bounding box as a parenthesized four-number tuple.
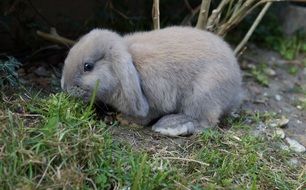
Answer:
(84, 62, 94, 72)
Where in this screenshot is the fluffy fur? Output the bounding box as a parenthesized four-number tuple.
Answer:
(61, 26, 243, 136)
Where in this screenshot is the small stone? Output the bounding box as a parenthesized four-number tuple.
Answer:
(252, 122, 267, 137)
(258, 122, 267, 130)
(15, 105, 25, 114)
(297, 105, 302, 110)
(34, 66, 49, 77)
(245, 118, 253, 124)
(247, 63, 256, 69)
(286, 137, 306, 153)
(265, 68, 276, 76)
(230, 112, 240, 118)
(278, 116, 289, 127)
(269, 116, 289, 128)
(299, 97, 306, 101)
(275, 128, 286, 139)
(275, 94, 282, 101)
(280, 144, 289, 151)
(17, 68, 25, 76)
(297, 120, 302, 124)
(263, 92, 269, 97)
(270, 122, 277, 127)
(303, 68, 306, 75)
(288, 158, 300, 167)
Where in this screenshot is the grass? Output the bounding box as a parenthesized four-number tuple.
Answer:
(0, 92, 176, 189)
(296, 95, 306, 111)
(299, 97, 306, 111)
(0, 57, 21, 88)
(0, 89, 306, 190)
(292, 86, 306, 111)
(250, 63, 270, 87)
(263, 32, 306, 61)
(250, 11, 306, 61)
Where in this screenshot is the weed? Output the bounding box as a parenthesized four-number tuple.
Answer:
(253, 11, 306, 61)
(175, 126, 306, 189)
(0, 92, 305, 189)
(297, 97, 306, 111)
(251, 63, 269, 86)
(265, 33, 306, 60)
(288, 65, 299, 75)
(0, 57, 22, 88)
(0, 92, 177, 189)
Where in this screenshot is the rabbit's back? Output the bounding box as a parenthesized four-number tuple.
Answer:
(124, 27, 236, 67)
(123, 26, 242, 117)
(124, 27, 239, 85)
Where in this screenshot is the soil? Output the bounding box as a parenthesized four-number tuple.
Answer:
(17, 44, 306, 152)
(241, 45, 306, 147)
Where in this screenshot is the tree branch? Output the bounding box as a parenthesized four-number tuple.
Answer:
(36, 29, 75, 47)
(196, 0, 211, 29)
(234, 2, 273, 55)
(152, 0, 160, 30)
(181, 5, 201, 26)
(206, 0, 230, 31)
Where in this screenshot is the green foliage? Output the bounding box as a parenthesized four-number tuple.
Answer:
(0, 57, 21, 88)
(270, 34, 306, 60)
(249, 9, 306, 60)
(0, 93, 176, 190)
(184, 116, 305, 189)
(0, 92, 305, 189)
(296, 91, 306, 111)
(300, 98, 306, 111)
(288, 65, 299, 75)
(251, 63, 269, 86)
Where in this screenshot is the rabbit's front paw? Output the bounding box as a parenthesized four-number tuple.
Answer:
(152, 114, 200, 136)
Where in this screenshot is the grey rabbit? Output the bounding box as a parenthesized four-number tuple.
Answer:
(61, 26, 243, 136)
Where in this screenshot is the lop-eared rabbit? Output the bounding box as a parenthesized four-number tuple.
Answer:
(61, 26, 243, 136)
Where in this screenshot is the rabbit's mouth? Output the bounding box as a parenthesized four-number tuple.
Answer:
(67, 86, 91, 102)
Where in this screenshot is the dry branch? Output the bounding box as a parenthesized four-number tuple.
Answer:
(234, 2, 272, 55)
(206, 0, 230, 31)
(181, 5, 201, 25)
(37, 29, 75, 46)
(217, 0, 257, 36)
(162, 157, 210, 166)
(196, 0, 211, 29)
(152, 0, 160, 30)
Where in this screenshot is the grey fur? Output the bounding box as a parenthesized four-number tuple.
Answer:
(61, 26, 243, 136)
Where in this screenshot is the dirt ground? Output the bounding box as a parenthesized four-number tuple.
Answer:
(241, 46, 306, 147)
(18, 44, 306, 152)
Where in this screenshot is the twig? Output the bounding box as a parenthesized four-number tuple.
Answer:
(152, 0, 160, 30)
(196, 0, 211, 29)
(108, 1, 130, 20)
(86, 177, 98, 190)
(217, 0, 290, 36)
(0, 113, 43, 118)
(181, 5, 201, 25)
(234, 2, 272, 55)
(36, 155, 57, 188)
(217, 0, 257, 36)
(206, 0, 230, 31)
(37, 29, 75, 47)
(162, 156, 210, 166)
(183, 0, 193, 12)
(28, 0, 52, 27)
(174, 180, 191, 190)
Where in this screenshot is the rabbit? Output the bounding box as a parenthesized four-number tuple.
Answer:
(61, 26, 243, 136)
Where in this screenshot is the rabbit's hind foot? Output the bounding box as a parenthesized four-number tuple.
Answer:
(152, 114, 200, 136)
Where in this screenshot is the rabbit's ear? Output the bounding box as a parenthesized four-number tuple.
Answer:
(113, 54, 149, 117)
